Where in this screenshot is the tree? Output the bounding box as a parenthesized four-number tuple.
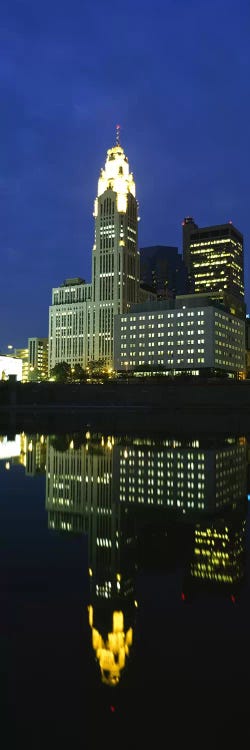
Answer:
(50, 435, 69, 452)
(50, 361, 71, 383)
(50, 433, 84, 451)
(71, 363, 87, 382)
(88, 358, 106, 375)
(87, 358, 111, 380)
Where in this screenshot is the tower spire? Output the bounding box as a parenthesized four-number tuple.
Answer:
(116, 124, 121, 146)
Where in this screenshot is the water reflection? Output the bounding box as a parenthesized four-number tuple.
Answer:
(1, 430, 248, 693)
(45, 432, 139, 687)
(184, 513, 246, 598)
(0, 431, 46, 472)
(44, 431, 247, 687)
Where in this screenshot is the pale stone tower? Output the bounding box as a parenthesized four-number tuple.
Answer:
(90, 127, 140, 366)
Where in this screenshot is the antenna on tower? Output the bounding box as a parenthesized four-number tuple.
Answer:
(116, 124, 121, 145)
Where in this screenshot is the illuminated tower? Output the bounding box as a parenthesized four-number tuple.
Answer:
(90, 126, 140, 366)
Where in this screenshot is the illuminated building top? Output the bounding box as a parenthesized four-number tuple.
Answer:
(88, 604, 134, 686)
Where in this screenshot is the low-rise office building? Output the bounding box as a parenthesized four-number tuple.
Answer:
(114, 295, 246, 378)
(14, 348, 29, 382)
(0, 354, 22, 381)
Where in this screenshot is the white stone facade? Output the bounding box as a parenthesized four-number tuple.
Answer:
(48, 139, 141, 373)
(48, 279, 92, 372)
(91, 143, 140, 365)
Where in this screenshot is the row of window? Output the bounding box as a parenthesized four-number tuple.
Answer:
(121, 311, 205, 323)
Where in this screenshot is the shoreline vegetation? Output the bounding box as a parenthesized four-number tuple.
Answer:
(1, 379, 250, 437)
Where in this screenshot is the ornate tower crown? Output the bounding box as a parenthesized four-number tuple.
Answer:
(95, 127, 136, 213)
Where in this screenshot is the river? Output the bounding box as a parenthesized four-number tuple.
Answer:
(1, 426, 250, 746)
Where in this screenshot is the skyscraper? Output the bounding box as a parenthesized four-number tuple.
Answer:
(48, 130, 141, 373)
(140, 245, 189, 299)
(182, 217, 245, 318)
(90, 127, 140, 366)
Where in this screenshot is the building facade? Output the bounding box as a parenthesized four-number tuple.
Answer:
(0, 354, 22, 381)
(48, 142, 246, 376)
(140, 245, 189, 299)
(114, 296, 246, 377)
(182, 217, 245, 318)
(28, 336, 48, 380)
(48, 133, 141, 373)
(245, 315, 250, 378)
(13, 348, 29, 382)
(48, 278, 91, 372)
(90, 134, 140, 366)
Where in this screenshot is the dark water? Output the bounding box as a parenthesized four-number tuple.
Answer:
(1, 429, 250, 746)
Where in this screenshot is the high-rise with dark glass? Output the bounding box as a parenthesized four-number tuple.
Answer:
(182, 217, 245, 318)
(139, 245, 189, 299)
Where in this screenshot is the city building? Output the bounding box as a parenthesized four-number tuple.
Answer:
(48, 139, 246, 376)
(14, 348, 29, 382)
(0, 354, 22, 381)
(140, 245, 189, 299)
(138, 283, 157, 304)
(90, 127, 140, 366)
(2, 346, 28, 382)
(28, 337, 48, 380)
(182, 217, 245, 318)
(245, 315, 250, 378)
(48, 278, 91, 372)
(114, 295, 246, 378)
(48, 130, 142, 374)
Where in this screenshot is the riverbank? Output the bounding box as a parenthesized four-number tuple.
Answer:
(1, 379, 250, 437)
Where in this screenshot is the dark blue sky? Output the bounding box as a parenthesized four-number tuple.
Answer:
(1, 0, 250, 351)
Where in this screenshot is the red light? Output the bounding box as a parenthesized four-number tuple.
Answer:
(110, 705, 115, 713)
(181, 592, 186, 601)
(231, 594, 236, 604)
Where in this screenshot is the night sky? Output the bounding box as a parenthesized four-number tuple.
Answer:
(1, 0, 250, 351)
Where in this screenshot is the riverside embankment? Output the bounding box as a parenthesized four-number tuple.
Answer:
(1, 379, 250, 436)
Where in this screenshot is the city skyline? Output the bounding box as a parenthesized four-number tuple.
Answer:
(1, 0, 250, 350)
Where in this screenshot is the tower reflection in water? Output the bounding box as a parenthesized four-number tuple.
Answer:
(43, 431, 248, 688)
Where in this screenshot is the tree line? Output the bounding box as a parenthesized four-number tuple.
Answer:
(49, 359, 112, 383)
